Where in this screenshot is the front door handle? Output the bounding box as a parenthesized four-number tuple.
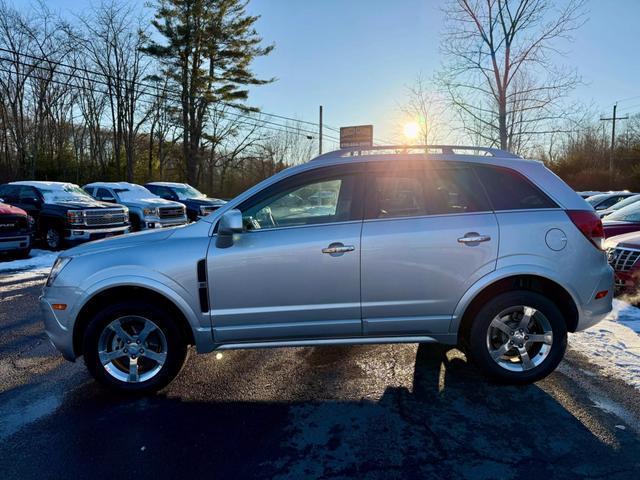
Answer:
(322, 242, 356, 255)
(457, 233, 491, 245)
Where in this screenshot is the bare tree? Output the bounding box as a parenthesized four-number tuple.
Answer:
(79, 1, 151, 181)
(401, 73, 450, 145)
(438, 0, 585, 153)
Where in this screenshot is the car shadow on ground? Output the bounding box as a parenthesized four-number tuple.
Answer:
(1, 344, 639, 480)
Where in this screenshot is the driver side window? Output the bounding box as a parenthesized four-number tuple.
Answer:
(240, 169, 360, 230)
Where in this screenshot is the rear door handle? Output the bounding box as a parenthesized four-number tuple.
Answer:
(457, 233, 491, 244)
(322, 242, 355, 255)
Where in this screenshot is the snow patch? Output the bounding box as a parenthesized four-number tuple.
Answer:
(0, 249, 57, 275)
(570, 299, 640, 391)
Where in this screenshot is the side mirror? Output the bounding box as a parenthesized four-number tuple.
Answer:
(218, 209, 243, 235)
(23, 197, 41, 206)
(216, 209, 243, 248)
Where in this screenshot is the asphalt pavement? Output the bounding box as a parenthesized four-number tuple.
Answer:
(1, 272, 639, 479)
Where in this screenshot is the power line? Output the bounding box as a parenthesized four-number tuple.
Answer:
(0, 46, 394, 146)
(0, 47, 343, 138)
(0, 59, 341, 143)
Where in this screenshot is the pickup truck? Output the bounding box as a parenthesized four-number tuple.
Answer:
(0, 200, 33, 258)
(144, 182, 226, 222)
(0, 181, 130, 250)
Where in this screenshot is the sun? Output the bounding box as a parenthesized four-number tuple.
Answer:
(403, 121, 420, 141)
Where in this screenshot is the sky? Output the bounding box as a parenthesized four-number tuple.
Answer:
(11, 0, 640, 147)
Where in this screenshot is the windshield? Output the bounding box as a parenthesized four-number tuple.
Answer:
(605, 202, 640, 222)
(41, 184, 94, 203)
(608, 194, 640, 211)
(170, 185, 206, 200)
(586, 194, 609, 206)
(115, 185, 158, 201)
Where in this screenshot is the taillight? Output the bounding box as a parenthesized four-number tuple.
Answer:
(566, 210, 605, 250)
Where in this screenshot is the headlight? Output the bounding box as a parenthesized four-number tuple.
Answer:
(66, 210, 84, 225)
(142, 207, 159, 217)
(47, 257, 72, 287)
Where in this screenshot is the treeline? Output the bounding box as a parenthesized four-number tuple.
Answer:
(536, 115, 640, 191)
(0, 0, 314, 198)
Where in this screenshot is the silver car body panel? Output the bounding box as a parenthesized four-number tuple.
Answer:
(41, 149, 613, 361)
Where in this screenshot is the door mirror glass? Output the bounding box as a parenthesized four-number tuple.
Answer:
(218, 209, 243, 235)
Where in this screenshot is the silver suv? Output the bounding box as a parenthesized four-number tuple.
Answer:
(84, 182, 187, 231)
(41, 146, 613, 393)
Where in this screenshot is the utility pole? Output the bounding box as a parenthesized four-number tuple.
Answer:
(600, 103, 628, 188)
(319, 105, 323, 155)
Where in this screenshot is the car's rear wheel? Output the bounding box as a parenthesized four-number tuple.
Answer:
(467, 291, 567, 384)
(83, 301, 188, 394)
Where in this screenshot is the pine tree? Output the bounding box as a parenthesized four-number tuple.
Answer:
(144, 0, 273, 185)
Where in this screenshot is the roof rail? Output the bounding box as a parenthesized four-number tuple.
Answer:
(312, 145, 521, 161)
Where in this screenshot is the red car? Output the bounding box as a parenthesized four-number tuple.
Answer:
(0, 200, 33, 258)
(602, 201, 640, 238)
(605, 231, 640, 293)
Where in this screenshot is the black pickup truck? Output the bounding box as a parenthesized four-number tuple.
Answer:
(145, 182, 226, 222)
(0, 181, 130, 250)
(0, 200, 33, 258)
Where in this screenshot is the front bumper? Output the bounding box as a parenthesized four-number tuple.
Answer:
(65, 225, 129, 242)
(0, 234, 30, 251)
(140, 217, 188, 230)
(40, 294, 76, 361)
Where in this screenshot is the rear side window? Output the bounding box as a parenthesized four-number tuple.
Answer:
(474, 165, 557, 210)
(371, 173, 429, 218)
(367, 164, 491, 218)
(425, 167, 491, 215)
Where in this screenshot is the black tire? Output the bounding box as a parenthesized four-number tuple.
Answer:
(83, 300, 188, 394)
(466, 291, 567, 384)
(14, 248, 31, 259)
(43, 224, 64, 250)
(130, 214, 141, 232)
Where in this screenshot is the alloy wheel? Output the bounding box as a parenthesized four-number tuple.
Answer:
(46, 228, 61, 249)
(97, 316, 168, 383)
(485, 305, 553, 372)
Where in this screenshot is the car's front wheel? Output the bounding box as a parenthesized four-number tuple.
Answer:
(44, 225, 63, 250)
(83, 301, 188, 394)
(467, 291, 567, 384)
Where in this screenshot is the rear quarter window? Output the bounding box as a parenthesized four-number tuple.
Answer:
(474, 165, 557, 210)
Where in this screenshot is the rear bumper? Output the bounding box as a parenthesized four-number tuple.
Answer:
(575, 264, 615, 331)
(0, 234, 30, 251)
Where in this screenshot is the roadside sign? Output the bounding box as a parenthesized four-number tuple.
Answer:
(340, 125, 373, 149)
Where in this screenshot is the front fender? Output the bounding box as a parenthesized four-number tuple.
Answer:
(449, 264, 582, 333)
(76, 272, 213, 353)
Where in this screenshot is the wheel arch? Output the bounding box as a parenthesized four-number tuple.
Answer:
(73, 285, 196, 357)
(455, 274, 580, 348)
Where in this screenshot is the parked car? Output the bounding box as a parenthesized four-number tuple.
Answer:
(144, 182, 226, 222)
(585, 191, 636, 211)
(577, 190, 602, 199)
(84, 182, 188, 231)
(0, 200, 34, 258)
(604, 231, 640, 294)
(0, 181, 129, 250)
(602, 202, 640, 237)
(596, 193, 640, 218)
(41, 145, 613, 394)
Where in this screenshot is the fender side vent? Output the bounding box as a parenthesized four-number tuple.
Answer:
(197, 259, 209, 313)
